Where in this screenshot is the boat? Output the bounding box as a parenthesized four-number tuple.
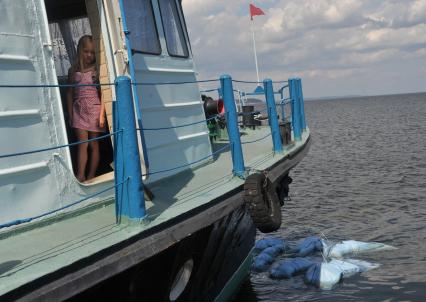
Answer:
(0, 0, 310, 301)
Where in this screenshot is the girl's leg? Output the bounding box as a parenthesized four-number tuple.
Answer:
(75, 129, 89, 182)
(87, 132, 100, 180)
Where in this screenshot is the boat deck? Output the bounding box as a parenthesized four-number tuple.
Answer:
(0, 127, 310, 298)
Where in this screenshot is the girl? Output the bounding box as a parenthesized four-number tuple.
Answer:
(67, 35, 106, 182)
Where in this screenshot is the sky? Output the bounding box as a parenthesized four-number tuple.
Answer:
(181, 0, 426, 98)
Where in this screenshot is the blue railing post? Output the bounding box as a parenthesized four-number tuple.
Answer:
(263, 79, 283, 153)
(220, 75, 245, 177)
(289, 78, 302, 141)
(297, 78, 307, 131)
(113, 76, 146, 222)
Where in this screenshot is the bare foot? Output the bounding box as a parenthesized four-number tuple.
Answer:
(87, 174, 96, 181)
(77, 175, 86, 182)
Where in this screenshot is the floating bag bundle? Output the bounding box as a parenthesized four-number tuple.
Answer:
(252, 236, 396, 290)
(322, 240, 396, 258)
(305, 259, 380, 290)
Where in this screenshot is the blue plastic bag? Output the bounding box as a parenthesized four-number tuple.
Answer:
(270, 257, 315, 279)
(254, 237, 286, 252)
(294, 236, 323, 256)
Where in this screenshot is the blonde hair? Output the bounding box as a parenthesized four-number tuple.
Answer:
(71, 35, 96, 74)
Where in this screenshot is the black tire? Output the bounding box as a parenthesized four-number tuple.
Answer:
(244, 173, 282, 233)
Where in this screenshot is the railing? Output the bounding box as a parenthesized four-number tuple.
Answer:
(0, 75, 307, 228)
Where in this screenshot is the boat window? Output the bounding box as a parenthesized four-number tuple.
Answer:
(158, 0, 189, 58)
(124, 0, 161, 55)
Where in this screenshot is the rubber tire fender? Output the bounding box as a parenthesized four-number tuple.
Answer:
(244, 173, 282, 233)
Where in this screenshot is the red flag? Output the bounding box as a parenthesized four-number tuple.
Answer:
(250, 4, 265, 20)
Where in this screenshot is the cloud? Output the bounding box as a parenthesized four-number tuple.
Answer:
(182, 0, 426, 96)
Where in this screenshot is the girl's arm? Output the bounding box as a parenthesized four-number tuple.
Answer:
(67, 69, 74, 126)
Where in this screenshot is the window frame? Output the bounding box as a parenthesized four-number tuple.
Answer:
(177, 0, 193, 56)
(126, 0, 162, 56)
(158, 0, 190, 58)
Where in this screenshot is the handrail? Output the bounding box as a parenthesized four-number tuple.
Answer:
(139, 114, 219, 131)
(0, 75, 307, 226)
(200, 88, 220, 93)
(132, 79, 219, 86)
(0, 83, 114, 88)
(241, 133, 271, 145)
(143, 143, 230, 176)
(0, 131, 121, 159)
(232, 79, 288, 84)
(0, 79, 219, 88)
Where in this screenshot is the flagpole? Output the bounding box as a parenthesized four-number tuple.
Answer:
(250, 17, 260, 84)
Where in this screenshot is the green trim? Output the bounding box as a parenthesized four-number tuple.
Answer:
(214, 248, 254, 302)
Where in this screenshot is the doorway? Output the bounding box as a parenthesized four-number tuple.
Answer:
(44, 0, 114, 182)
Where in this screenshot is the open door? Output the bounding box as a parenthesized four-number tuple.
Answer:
(100, 0, 150, 179)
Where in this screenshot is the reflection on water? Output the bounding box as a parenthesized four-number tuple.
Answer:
(235, 93, 426, 301)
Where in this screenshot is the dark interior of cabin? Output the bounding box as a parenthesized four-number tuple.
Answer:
(44, 0, 113, 181)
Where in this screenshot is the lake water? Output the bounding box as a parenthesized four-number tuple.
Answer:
(234, 92, 426, 301)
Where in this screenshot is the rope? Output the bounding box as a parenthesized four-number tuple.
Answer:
(0, 79, 287, 88)
(232, 79, 289, 84)
(0, 178, 129, 229)
(0, 79, 219, 88)
(279, 98, 291, 105)
(232, 80, 262, 84)
(132, 79, 219, 86)
(143, 143, 231, 176)
(139, 115, 219, 131)
(241, 133, 271, 145)
(238, 110, 261, 116)
(0, 131, 121, 159)
(200, 88, 220, 93)
(0, 83, 114, 88)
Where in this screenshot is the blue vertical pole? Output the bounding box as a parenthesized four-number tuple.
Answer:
(298, 78, 307, 131)
(289, 78, 302, 141)
(114, 76, 146, 221)
(220, 75, 245, 177)
(263, 79, 283, 153)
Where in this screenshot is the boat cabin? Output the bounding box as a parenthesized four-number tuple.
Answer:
(0, 0, 211, 225)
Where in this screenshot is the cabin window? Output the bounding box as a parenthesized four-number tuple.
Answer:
(124, 0, 161, 55)
(158, 0, 189, 58)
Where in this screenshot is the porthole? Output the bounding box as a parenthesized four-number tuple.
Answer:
(169, 259, 194, 301)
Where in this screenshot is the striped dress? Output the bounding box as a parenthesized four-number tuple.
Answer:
(72, 70, 105, 133)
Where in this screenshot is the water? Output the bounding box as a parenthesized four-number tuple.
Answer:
(235, 92, 426, 301)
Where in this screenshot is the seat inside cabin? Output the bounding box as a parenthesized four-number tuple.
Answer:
(44, 0, 114, 182)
